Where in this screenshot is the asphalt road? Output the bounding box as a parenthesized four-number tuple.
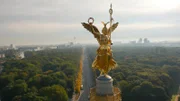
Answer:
(0, 66, 3, 74)
(78, 47, 95, 101)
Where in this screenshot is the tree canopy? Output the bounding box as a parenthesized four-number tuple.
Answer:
(87, 45, 180, 101)
(0, 47, 82, 101)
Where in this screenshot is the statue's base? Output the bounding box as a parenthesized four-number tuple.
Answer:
(89, 75, 121, 101)
(96, 75, 113, 95)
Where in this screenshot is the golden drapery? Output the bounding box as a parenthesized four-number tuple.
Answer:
(92, 44, 117, 74)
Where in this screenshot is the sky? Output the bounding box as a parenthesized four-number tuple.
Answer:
(0, 0, 180, 45)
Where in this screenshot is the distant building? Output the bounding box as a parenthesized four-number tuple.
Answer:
(138, 38, 143, 43)
(0, 54, 5, 58)
(19, 52, 25, 59)
(57, 42, 77, 49)
(130, 41, 136, 44)
(5, 50, 24, 59)
(143, 38, 150, 44)
(57, 44, 66, 49)
(43, 46, 57, 50)
(13, 51, 25, 59)
(34, 47, 43, 51)
(19, 47, 43, 52)
(9, 44, 17, 50)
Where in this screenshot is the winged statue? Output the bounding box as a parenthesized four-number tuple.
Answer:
(81, 19, 118, 75)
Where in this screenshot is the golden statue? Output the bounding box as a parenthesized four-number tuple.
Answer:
(81, 5, 118, 74)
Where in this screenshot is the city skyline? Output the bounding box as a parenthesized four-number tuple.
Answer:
(0, 0, 180, 46)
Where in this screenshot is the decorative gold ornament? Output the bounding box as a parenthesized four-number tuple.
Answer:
(81, 4, 118, 75)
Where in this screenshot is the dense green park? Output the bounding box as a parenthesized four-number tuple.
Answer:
(86, 45, 180, 101)
(0, 47, 82, 101)
(1, 45, 180, 101)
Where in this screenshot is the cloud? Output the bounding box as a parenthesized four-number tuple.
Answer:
(5, 22, 80, 34)
(0, 0, 180, 45)
(1, 21, 175, 35)
(118, 23, 175, 30)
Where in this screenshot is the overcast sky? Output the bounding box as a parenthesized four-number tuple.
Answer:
(0, 0, 180, 45)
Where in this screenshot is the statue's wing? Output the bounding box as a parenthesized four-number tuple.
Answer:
(108, 22, 119, 35)
(81, 22, 100, 38)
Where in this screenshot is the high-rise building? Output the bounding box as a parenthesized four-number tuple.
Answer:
(9, 44, 17, 50)
(138, 38, 143, 43)
(143, 38, 150, 44)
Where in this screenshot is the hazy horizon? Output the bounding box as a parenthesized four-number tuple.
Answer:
(0, 0, 180, 46)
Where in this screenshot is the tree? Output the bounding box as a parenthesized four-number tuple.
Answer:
(39, 85, 68, 101)
(13, 80, 28, 95)
(0, 47, 83, 100)
(12, 93, 48, 101)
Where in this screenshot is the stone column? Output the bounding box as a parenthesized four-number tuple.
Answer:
(96, 75, 114, 95)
